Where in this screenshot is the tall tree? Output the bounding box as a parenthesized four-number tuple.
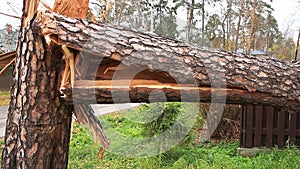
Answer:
(186, 0, 195, 43)
(1, 0, 90, 168)
(270, 37, 296, 60)
(1, 0, 73, 168)
(173, 0, 204, 43)
(247, 0, 274, 54)
(233, 0, 247, 52)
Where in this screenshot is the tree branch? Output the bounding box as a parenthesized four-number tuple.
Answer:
(0, 12, 21, 19)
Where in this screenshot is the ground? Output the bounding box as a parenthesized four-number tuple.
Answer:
(0, 91, 9, 106)
(0, 91, 299, 168)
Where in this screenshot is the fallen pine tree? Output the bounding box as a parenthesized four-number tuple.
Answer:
(32, 10, 300, 110)
(2, 3, 300, 168)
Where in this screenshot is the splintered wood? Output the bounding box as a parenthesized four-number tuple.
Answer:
(60, 45, 75, 88)
(53, 0, 89, 19)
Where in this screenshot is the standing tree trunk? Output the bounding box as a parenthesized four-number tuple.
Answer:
(201, 0, 205, 45)
(222, 12, 229, 50)
(234, 0, 245, 53)
(234, 14, 241, 53)
(186, 0, 195, 43)
(295, 29, 300, 61)
(249, 0, 257, 55)
(1, 0, 73, 168)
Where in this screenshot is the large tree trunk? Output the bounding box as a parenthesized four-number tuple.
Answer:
(1, 1, 73, 168)
(2, 1, 110, 167)
(35, 11, 300, 110)
(2, 2, 300, 167)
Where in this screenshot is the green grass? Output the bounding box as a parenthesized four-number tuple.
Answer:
(68, 106, 300, 169)
(0, 91, 10, 106)
(0, 103, 299, 168)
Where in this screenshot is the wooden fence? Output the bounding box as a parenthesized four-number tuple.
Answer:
(0, 68, 12, 91)
(240, 105, 300, 148)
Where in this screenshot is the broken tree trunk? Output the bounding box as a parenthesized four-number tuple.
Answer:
(1, 1, 73, 168)
(52, 0, 110, 154)
(2, 0, 110, 168)
(33, 11, 300, 110)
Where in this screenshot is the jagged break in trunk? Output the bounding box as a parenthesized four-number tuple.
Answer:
(1, 1, 73, 168)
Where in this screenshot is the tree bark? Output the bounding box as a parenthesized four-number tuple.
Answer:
(201, 0, 205, 45)
(35, 11, 300, 110)
(1, 1, 73, 168)
(249, 0, 257, 54)
(234, 14, 241, 53)
(186, 0, 195, 43)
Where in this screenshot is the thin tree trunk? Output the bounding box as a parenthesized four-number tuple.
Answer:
(234, 14, 242, 53)
(226, 16, 230, 51)
(249, 0, 257, 55)
(186, 0, 195, 43)
(201, 0, 205, 45)
(295, 29, 300, 61)
(222, 12, 229, 50)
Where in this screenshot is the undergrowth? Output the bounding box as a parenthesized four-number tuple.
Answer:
(68, 103, 300, 169)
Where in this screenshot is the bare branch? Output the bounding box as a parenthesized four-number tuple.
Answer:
(0, 11, 21, 19)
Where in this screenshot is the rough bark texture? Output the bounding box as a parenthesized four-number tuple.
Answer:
(34, 11, 300, 110)
(62, 80, 297, 108)
(1, 3, 72, 169)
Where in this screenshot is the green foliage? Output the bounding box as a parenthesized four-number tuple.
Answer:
(154, 15, 180, 39)
(68, 123, 103, 168)
(139, 102, 201, 147)
(102, 113, 142, 137)
(68, 105, 300, 168)
(270, 37, 296, 60)
(205, 14, 222, 41)
(0, 139, 3, 164)
(141, 102, 182, 137)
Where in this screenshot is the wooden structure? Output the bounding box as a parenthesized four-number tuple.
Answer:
(241, 105, 300, 148)
(0, 51, 15, 68)
(0, 51, 15, 90)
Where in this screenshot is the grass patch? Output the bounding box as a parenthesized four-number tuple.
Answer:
(0, 139, 3, 164)
(68, 104, 300, 169)
(0, 103, 298, 168)
(69, 121, 300, 168)
(0, 91, 10, 106)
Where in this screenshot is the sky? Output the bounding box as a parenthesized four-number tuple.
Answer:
(269, 0, 300, 39)
(0, 0, 299, 41)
